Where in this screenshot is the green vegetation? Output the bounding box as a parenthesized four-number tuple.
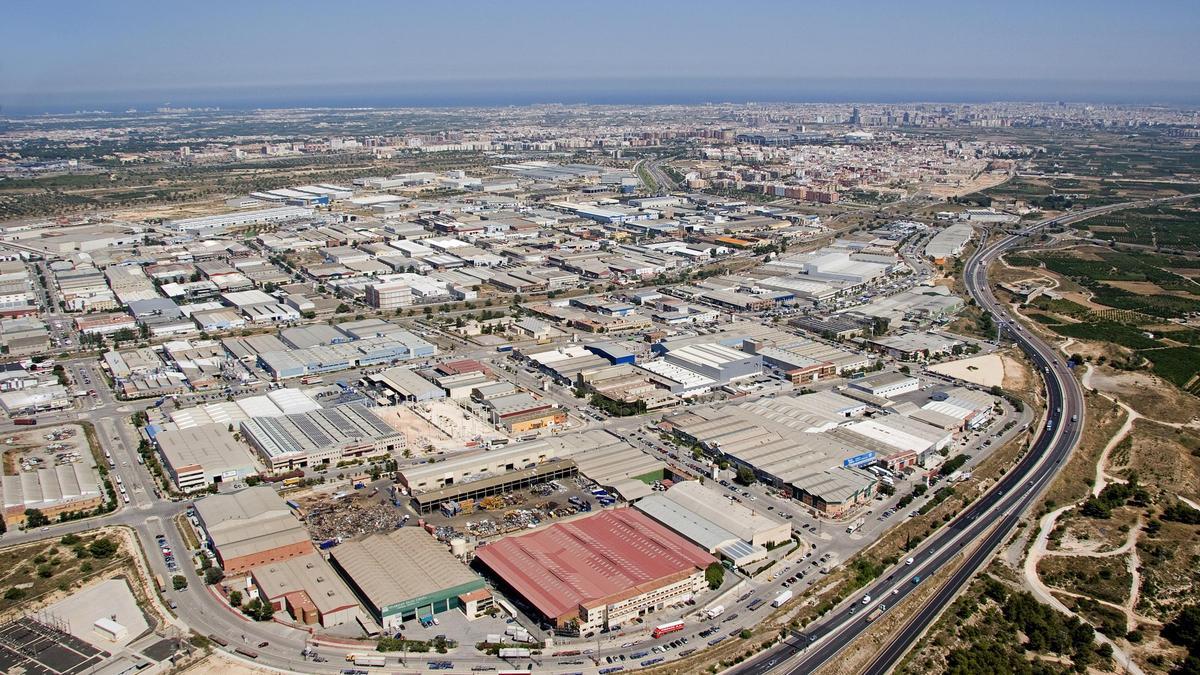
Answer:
(705, 562, 725, 590)
(1079, 477, 1149, 519)
(23, 509, 50, 528)
(240, 596, 274, 620)
(1162, 604, 1200, 674)
(1161, 501, 1200, 525)
(1074, 200, 1200, 251)
(938, 454, 970, 476)
(1138, 346, 1200, 392)
(589, 393, 646, 417)
(900, 574, 1110, 675)
(172, 574, 188, 591)
(1049, 322, 1162, 349)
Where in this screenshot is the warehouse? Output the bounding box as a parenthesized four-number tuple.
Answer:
(257, 333, 437, 380)
(482, 392, 567, 433)
(661, 343, 762, 386)
(329, 528, 487, 631)
(473, 509, 715, 635)
(193, 487, 313, 575)
(789, 468, 879, 517)
(661, 392, 884, 515)
(849, 371, 919, 398)
(165, 206, 315, 234)
(239, 404, 406, 471)
(250, 553, 363, 628)
(635, 481, 790, 567)
(924, 222, 975, 264)
(0, 463, 103, 526)
(543, 429, 667, 501)
(154, 423, 259, 493)
(368, 366, 445, 402)
(409, 459, 578, 514)
(922, 386, 996, 429)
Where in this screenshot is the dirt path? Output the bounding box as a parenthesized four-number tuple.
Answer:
(1024, 507, 1147, 674)
(1091, 400, 1140, 498)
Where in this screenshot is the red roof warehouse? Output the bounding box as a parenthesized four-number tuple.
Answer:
(474, 509, 716, 633)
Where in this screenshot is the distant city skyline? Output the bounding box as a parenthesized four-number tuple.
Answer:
(4, 0, 1199, 113)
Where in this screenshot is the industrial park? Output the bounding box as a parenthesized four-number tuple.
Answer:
(2, 3, 1200, 675)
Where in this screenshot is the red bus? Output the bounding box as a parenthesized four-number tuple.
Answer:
(652, 620, 685, 639)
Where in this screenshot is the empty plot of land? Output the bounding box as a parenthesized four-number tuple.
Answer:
(927, 352, 1005, 388)
(46, 578, 147, 650)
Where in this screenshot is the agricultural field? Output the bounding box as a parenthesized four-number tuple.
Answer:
(1071, 198, 1200, 251)
(1008, 248, 1200, 392)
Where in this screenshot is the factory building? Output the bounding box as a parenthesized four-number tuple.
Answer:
(329, 528, 488, 631)
(849, 371, 920, 398)
(193, 487, 313, 575)
(473, 509, 715, 635)
(660, 342, 762, 386)
(239, 404, 406, 471)
(367, 366, 445, 402)
(635, 481, 791, 568)
(0, 463, 103, 526)
(154, 423, 260, 493)
(165, 206, 315, 234)
(250, 553, 363, 628)
(256, 332, 436, 380)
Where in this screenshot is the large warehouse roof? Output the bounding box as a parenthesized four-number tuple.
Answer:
(240, 404, 398, 460)
(659, 481, 790, 546)
(194, 486, 310, 561)
(155, 423, 257, 474)
(474, 509, 715, 622)
(330, 529, 480, 611)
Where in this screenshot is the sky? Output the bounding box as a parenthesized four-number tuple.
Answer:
(3, 0, 1199, 112)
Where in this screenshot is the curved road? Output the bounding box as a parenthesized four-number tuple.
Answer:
(732, 196, 1198, 675)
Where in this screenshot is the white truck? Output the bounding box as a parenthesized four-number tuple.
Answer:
(846, 517, 865, 534)
(704, 604, 725, 620)
(771, 590, 793, 608)
(352, 654, 387, 667)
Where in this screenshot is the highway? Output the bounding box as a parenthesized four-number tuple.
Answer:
(729, 197, 1199, 675)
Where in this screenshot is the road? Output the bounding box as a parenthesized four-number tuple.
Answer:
(7, 198, 1194, 674)
(729, 197, 1198, 675)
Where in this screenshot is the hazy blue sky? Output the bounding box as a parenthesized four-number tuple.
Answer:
(3, 0, 1198, 110)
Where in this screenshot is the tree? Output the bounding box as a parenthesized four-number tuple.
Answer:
(242, 597, 275, 621)
(336, 303, 351, 314)
(228, 590, 243, 608)
(60, 533, 80, 546)
(24, 509, 49, 528)
(705, 562, 725, 590)
(736, 466, 756, 486)
(172, 575, 188, 590)
(88, 537, 118, 558)
(204, 567, 225, 585)
(4, 587, 26, 601)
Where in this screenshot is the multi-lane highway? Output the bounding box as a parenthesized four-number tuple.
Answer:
(731, 197, 1199, 675)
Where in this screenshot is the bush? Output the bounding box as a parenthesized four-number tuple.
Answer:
(172, 575, 188, 591)
(204, 567, 224, 585)
(60, 533, 81, 546)
(24, 509, 49, 528)
(3, 587, 25, 601)
(88, 538, 117, 558)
